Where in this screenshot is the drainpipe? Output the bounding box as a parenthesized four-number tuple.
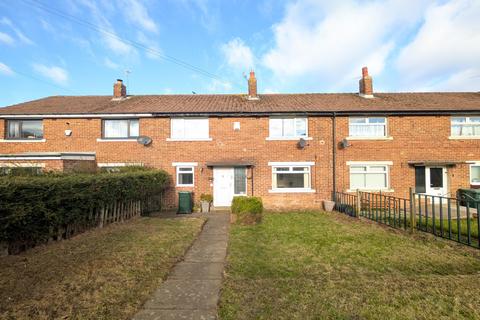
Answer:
(332, 112, 337, 199)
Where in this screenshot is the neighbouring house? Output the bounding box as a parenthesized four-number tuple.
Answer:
(1, 68, 479, 209)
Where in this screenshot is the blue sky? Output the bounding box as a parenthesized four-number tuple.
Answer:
(0, 0, 479, 107)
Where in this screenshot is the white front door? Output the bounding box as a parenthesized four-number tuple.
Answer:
(425, 166, 448, 196)
(213, 167, 235, 207)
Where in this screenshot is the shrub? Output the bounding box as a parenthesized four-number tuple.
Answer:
(0, 169, 170, 253)
(231, 196, 263, 224)
(200, 194, 213, 203)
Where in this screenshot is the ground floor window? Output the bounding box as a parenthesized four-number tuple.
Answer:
(350, 164, 388, 190)
(470, 164, 480, 185)
(0, 166, 42, 176)
(176, 166, 194, 186)
(271, 164, 312, 191)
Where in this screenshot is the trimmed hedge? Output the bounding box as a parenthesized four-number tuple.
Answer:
(0, 169, 170, 253)
(231, 196, 263, 224)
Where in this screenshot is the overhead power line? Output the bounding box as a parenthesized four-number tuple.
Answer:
(21, 0, 237, 86)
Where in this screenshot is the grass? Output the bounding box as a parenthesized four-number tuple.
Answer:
(0, 216, 205, 320)
(219, 211, 480, 320)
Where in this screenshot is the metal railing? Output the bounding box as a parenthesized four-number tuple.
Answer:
(332, 189, 480, 249)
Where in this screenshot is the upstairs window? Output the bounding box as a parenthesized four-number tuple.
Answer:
(269, 117, 307, 139)
(171, 118, 209, 140)
(349, 117, 387, 137)
(451, 117, 480, 137)
(102, 119, 139, 139)
(6, 120, 43, 139)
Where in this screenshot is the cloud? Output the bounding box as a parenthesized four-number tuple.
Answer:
(0, 62, 14, 76)
(0, 17, 34, 45)
(177, 0, 219, 32)
(104, 57, 120, 69)
(137, 31, 163, 60)
(121, 0, 158, 33)
(396, 0, 480, 91)
(0, 31, 14, 45)
(206, 79, 233, 92)
(32, 64, 69, 85)
(221, 38, 255, 71)
(261, 0, 430, 91)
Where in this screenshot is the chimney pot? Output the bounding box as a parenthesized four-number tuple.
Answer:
(248, 70, 258, 100)
(113, 79, 127, 98)
(359, 66, 373, 98)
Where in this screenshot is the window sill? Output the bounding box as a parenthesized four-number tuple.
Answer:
(176, 184, 194, 187)
(166, 138, 212, 141)
(448, 136, 480, 140)
(266, 137, 312, 141)
(97, 138, 138, 142)
(345, 136, 393, 141)
(0, 139, 46, 143)
(268, 188, 316, 193)
(346, 189, 394, 193)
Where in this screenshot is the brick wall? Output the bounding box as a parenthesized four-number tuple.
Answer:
(0, 115, 478, 209)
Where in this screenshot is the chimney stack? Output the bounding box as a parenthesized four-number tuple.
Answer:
(113, 79, 127, 99)
(248, 70, 258, 100)
(359, 67, 373, 98)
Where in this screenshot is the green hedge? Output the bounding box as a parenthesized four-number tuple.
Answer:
(231, 196, 263, 224)
(0, 169, 170, 253)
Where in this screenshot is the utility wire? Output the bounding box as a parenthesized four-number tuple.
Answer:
(21, 0, 239, 87)
(10, 68, 81, 95)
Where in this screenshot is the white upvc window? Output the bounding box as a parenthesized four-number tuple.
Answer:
(269, 162, 314, 192)
(470, 164, 480, 185)
(349, 164, 389, 191)
(268, 117, 307, 139)
(451, 117, 480, 137)
(349, 117, 387, 138)
(170, 118, 210, 140)
(176, 166, 194, 187)
(103, 119, 139, 139)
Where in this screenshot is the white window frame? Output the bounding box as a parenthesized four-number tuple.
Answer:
(450, 116, 480, 139)
(102, 119, 139, 139)
(347, 161, 392, 192)
(268, 161, 315, 193)
(348, 117, 388, 139)
(168, 118, 211, 141)
(172, 162, 198, 187)
(470, 163, 480, 186)
(267, 117, 311, 140)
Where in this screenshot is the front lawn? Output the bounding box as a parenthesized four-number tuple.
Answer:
(219, 211, 480, 320)
(0, 216, 205, 319)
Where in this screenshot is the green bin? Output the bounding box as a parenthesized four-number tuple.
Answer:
(457, 188, 480, 208)
(178, 191, 193, 214)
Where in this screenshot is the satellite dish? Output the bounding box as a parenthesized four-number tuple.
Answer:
(137, 136, 153, 146)
(297, 138, 307, 149)
(339, 139, 351, 149)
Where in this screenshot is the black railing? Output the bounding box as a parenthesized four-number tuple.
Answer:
(332, 189, 480, 249)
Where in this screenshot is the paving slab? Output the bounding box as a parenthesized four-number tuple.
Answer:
(132, 211, 229, 320)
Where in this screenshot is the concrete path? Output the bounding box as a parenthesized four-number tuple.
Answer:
(133, 211, 230, 320)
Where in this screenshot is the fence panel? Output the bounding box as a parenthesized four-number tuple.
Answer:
(332, 189, 479, 249)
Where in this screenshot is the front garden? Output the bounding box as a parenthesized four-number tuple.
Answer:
(220, 211, 480, 319)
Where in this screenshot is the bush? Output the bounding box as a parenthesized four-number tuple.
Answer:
(231, 196, 263, 224)
(0, 169, 170, 253)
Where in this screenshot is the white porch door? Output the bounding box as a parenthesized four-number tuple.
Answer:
(213, 167, 235, 207)
(425, 167, 447, 196)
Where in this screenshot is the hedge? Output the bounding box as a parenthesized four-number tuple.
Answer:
(0, 169, 170, 254)
(231, 196, 263, 224)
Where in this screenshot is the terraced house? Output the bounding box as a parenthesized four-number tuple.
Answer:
(1, 68, 479, 209)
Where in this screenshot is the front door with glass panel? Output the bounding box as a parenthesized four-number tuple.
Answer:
(415, 166, 447, 196)
(213, 167, 247, 207)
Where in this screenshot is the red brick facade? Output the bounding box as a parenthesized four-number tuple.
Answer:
(0, 115, 479, 209)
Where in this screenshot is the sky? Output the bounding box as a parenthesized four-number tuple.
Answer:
(0, 0, 480, 107)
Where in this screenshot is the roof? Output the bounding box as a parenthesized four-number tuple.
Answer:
(0, 92, 479, 116)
